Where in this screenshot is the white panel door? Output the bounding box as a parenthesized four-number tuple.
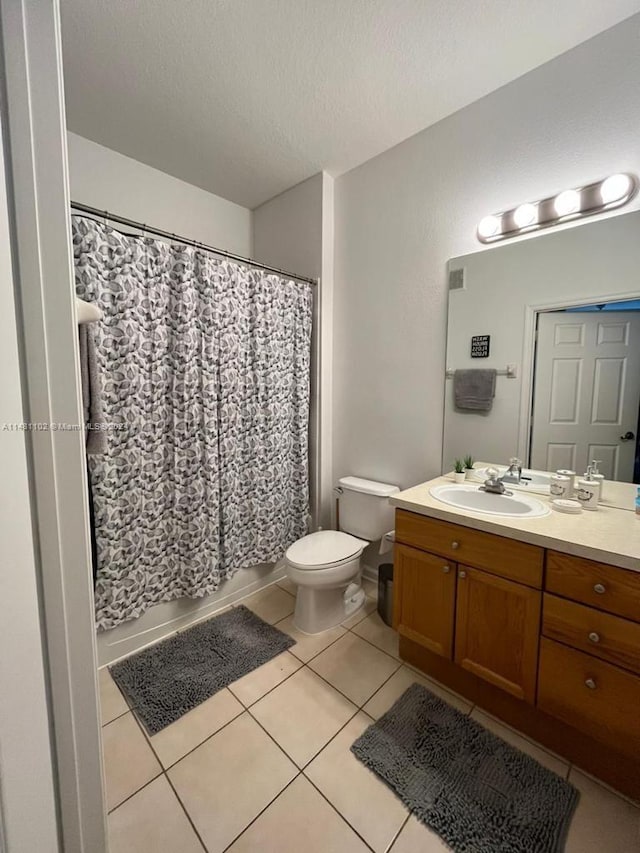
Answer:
(531, 311, 640, 481)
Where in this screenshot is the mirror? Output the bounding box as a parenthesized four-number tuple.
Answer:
(444, 209, 640, 490)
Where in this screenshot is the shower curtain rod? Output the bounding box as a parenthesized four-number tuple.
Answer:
(70, 201, 318, 286)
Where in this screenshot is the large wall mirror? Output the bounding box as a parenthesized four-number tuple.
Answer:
(444, 209, 640, 486)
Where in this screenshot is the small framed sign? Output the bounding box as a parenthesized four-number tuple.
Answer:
(471, 335, 490, 358)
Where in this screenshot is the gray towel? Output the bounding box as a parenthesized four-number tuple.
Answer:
(454, 368, 497, 412)
(78, 323, 107, 454)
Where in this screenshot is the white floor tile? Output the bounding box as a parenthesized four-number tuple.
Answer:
(145, 688, 244, 768)
(108, 776, 203, 853)
(227, 775, 370, 853)
(470, 708, 569, 777)
(306, 712, 408, 852)
(390, 816, 449, 852)
(351, 611, 399, 659)
(565, 768, 640, 853)
(276, 615, 347, 663)
(228, 651, 301, 706)
(308, 633, 400, 706)
(168, 712, 297, 853)
(250, 667, 357, 767)
(242, 585, 295, 624)
(363, 665, 472, 719)
(102, 713, 161, 811)
(99, 667, 129, 726)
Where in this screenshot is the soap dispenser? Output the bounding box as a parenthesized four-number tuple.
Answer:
(576, 464, 599, 511)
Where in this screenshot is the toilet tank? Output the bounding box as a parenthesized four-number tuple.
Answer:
(338, 476, 399, 541)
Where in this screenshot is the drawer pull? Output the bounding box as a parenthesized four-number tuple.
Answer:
(588, 631, 601, 644)
(451, 541, 460, 550)
(585, 677, 597, 690)
(442, 565, 451, 573)
(593, 583, 606, 594)
(459, 570, 467, 579)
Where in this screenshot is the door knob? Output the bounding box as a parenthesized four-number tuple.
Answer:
(442, 565, 451, 573)
(459, 570, 467, 579)
(585, 678, 597, 690)
(588, 632, 600, 644)
(620, 431, 635, 441)
(593, 583, 606, 594)
(451, 541, 460, 550)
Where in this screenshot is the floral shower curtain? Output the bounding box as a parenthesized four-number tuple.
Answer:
(72, 216, 313, 630)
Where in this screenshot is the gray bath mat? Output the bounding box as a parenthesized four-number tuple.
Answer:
(110, 605, 295, 734)
(351, 683, 579, 853)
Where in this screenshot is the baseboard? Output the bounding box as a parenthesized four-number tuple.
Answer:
(97, 563, 287, 667)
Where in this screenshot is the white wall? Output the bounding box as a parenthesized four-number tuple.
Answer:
(333, 17, 640, 504)
(253, 173, 335, 528)
(444, 211, 640, 469)
(67, 132, 252, 255)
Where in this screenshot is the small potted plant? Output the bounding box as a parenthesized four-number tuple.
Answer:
(453, 459, 466, 484)
(463, 455, 475, 479)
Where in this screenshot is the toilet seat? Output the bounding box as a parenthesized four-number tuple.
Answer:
(286, 530, 368, 571)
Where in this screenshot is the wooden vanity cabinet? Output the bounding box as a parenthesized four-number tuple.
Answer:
(393, 543, 456, 658)
(393, 508, 640, 800)
(394, 510, 543, 702)
(454, 565, 541, 703)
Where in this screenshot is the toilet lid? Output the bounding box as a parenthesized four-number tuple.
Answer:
(286, 530, 367, 569)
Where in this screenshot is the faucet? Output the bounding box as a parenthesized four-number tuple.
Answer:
(501, 457, 523, 485)
(480, 467, 512, 495)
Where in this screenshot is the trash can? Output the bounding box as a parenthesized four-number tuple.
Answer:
(377, 563, 394, 626)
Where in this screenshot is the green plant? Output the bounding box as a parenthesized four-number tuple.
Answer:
(463, 454, 475, 470)
(454, 458, 465, 474)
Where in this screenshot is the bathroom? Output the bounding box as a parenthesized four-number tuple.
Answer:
(1, 2, 640, 852)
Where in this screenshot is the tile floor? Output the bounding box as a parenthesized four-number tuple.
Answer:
(101, 579, 640, 853)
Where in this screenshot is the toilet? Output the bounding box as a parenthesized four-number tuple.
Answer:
(285, 476, 399, 634)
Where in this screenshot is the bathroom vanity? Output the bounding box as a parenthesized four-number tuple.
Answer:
(390, 476, 640, 800)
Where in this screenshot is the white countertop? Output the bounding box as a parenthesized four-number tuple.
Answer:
(390, 474, 640, 573)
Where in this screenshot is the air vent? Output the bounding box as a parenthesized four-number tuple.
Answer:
(448, 268, 465, 291)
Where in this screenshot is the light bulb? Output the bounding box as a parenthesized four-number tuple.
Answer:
(513, 203, 538, 229)
(600, 174, 632, 204)
(554, 189, 580, 217)
(477, 215, 501, 239)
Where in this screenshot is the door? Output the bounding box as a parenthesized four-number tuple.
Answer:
(455, 566, 541, 703)
(531, 311, 640, 481)
(393, 544, 456, 658)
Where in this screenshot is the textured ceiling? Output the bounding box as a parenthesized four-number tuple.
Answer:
(60, 1, 640, 209)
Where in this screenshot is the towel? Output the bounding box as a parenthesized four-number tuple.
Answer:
(453, 368, 497, 412)
(78, 323, 107, 454)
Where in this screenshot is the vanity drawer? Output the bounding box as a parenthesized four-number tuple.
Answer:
(542, 594, 640, 675)
(545, 552, 640, 623)
(538, 637, 640, 756)
(395, 510, 543, 587)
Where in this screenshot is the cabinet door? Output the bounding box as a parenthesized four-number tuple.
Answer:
(455, 565, 541, 703)
(393, 543, 456, 659)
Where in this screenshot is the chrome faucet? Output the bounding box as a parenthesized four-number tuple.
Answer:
(480, 467, 512, 495)
(501, 457, 523, 485)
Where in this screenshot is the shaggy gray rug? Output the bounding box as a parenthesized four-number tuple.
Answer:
(110, 605, 295, 734)
(351, 683, 579, 853)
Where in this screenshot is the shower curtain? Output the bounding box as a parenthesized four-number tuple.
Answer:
(72, 216, 313, 630)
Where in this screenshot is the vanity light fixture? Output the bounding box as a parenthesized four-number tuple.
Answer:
(513, 203, 538, 229)
(477, 173, 637, 243)
(477, 214, 501, 239)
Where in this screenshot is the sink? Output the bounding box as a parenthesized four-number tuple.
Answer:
(430, 484, 551, 518)
(470, 467, 552, 494)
